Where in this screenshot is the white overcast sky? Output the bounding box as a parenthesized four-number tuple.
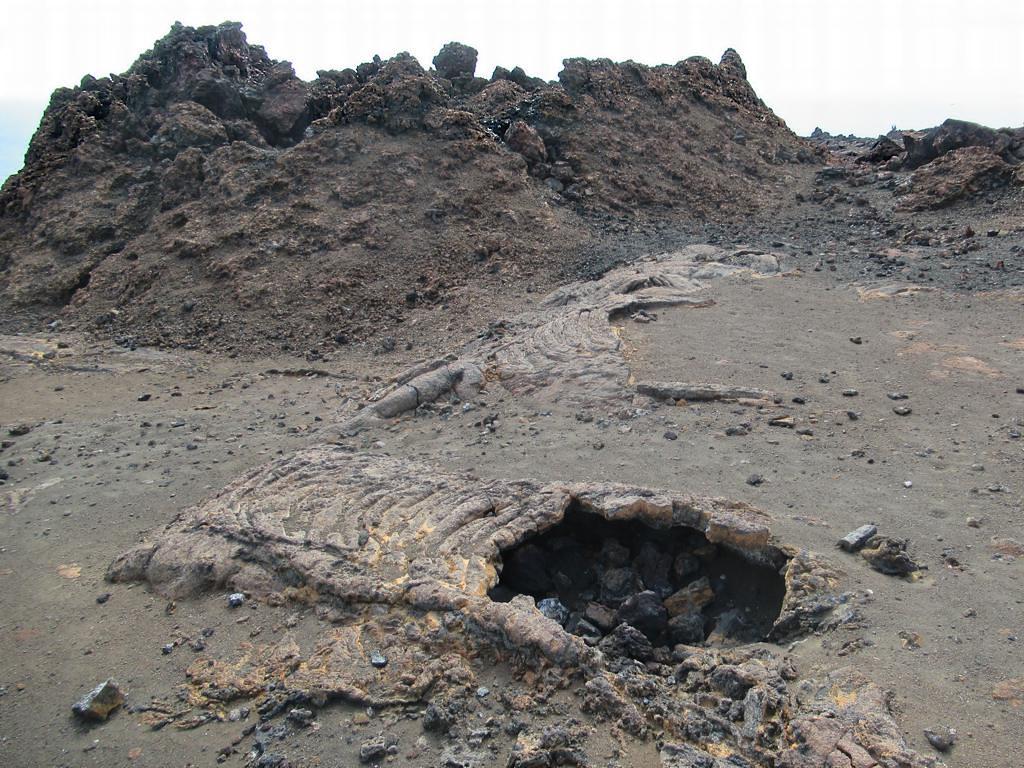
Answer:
(1, 0, 1022, 182)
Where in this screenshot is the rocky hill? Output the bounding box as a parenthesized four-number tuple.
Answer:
(0, 22, 814, 356)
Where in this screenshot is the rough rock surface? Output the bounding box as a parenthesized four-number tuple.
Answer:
(341, 245, 781, 431)
(895, 146, 1017, 211)
(107, 447, 938, 766)
(108, 449, 831, 660)
(0, 22, 812, 355)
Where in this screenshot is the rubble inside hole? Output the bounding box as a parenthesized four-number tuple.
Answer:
(489, 503, 788, 651)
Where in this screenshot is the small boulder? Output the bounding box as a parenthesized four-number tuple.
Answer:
(667, 612, 706, 645)
(600, 566, 639, 607)
(663, 577, 715, 617)
(860, 536, 921, 576)
(432, 42, 478, 81)
(537, 597, 570, 626)
(598, 623, 654, 661)
(616, 590, 668, 640)
(504, 120, 546, 166)
(71, 679, 125, 722)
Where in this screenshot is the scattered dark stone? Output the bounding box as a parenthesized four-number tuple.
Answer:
(227, 592, 245, 608)
(137, 393, 151, 402)
(849, 336, 863, 344)
(725, 425, 749, 436)
(893, 405, 912, 416)
(746, 473, 765, 486)
(8, 424, 31, 436)
(672, 553, 700, 581)
(663, 430, 678, 441)
(423, 702, 456, 734)
(432, 42, 478, 80)
(567, 617, 602, 644)
(95, 593, 111, 604)
(709, 664, 757, 699)
(161, 643, 174, 655)
(842, 389, 859, 397)
(847, 410, 861, 421)
(924, 727, 956, 752)
(287, 708, 315, 727)
(358, 737, 387, 764)
(887, 392, 909, 400)
(369, 650, 388, 668)
(780, 371, 794, 380)
(72, 680, 125, 721)
(664, 577, 715, 617)
(791, 396, 806, 404)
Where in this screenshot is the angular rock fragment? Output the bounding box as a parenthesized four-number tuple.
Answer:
(71, 679, 125, 722)
(664, 577, 715, 618)
(838, 524, 877, 552)
(615, 590, 668, 640)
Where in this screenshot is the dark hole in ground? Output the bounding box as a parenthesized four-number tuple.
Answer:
(489, 503, 787, 649)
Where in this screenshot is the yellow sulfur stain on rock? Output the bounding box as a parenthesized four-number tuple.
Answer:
(830, 684, 859, 708)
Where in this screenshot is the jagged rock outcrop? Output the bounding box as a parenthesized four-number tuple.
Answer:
(901, 118, 1024, 169)
(0, 22, 812, 354)
(895, 145, 1018, 210)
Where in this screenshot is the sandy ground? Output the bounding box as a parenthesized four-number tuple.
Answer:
(2, 269, 1023, 767)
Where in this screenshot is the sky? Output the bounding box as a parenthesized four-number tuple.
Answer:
(1, 0, 1022, 183)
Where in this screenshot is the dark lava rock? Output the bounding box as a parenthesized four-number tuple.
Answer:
(709, 664, 758, 699)
(635, 541, 674, 597)
(601, 538, 631, 567)
(672, 553, 700, 581)
(924, 727, 956, 753)
(667, 612, 706, 645)
(616, 590, 668, 640)
(432, 42, 478, 81)
(504, 120, 547, 166)
(598, 623, 654, 661)
(600, 567, 640, 607)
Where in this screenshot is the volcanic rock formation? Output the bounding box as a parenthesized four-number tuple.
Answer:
(0, 22, 812, 354)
